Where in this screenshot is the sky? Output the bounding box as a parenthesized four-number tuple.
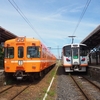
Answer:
(0, 0, 100, 58)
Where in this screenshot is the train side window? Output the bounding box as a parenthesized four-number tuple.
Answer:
(18, 46, 23, 58)
(4, 47, 14, 58)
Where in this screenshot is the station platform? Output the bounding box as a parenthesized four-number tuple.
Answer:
(87, 65, 100, 82)
(0, 68, 4, 86)
(0, 69, 4, 75)
(0, 69, 4, 72)
(0, 66, 4, 75)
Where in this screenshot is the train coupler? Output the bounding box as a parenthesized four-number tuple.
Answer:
(14, 70, 24, 80)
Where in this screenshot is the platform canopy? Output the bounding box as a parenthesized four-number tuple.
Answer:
(0, 26, 17, 43)
(81, 25, 100, 50)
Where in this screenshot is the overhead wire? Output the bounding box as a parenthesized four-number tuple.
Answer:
(69, 0, 91, 44)
(72, 0, 91, 36)
(8, 0, 91, 52)
(7, 0, 47, 45)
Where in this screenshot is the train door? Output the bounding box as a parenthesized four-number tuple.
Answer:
(15, 46, 25, 77)
(14, 44, 28, 79)
(17, 46, 24, 67)
(72, 47, 80, 66)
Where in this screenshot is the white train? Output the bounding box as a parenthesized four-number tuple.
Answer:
(61, 43, 89, 72)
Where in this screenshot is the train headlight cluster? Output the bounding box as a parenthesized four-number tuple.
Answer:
(16, 37, 25, 42)
(81, 58, 85, 61)
(66, 58, 70, 61)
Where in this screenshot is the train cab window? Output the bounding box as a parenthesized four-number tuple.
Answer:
(18, 47, 24, 58)
(27, 46, 40, 58)
(80, 45, 88, 56)
(4, 47, 14, 58)
(73, 48, 78, 59)
(63, 46, 71, 57)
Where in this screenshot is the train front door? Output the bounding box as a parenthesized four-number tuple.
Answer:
(72, 48, 80, 66)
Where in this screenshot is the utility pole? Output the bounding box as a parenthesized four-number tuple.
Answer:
(68, 36, 76, 44)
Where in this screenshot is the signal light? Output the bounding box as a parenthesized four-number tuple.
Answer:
(66, 58, 70, 61)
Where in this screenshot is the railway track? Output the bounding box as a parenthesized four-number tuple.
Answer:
(11, 85, 30, 100)
(0, 64, 57, 100)
(0, 85, 14, 94)
(0, 84, 31, 100)
(70, 75, 100, 100)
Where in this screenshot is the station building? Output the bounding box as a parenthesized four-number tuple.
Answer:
(81, 25, 100, 65)
(0, 26, 17, 69)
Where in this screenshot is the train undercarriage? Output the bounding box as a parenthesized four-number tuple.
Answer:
(64, 65, 87, 72)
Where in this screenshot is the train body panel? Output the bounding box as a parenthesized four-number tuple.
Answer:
(5, 59, 41, 72)
(4, 37, 56, 80)
(61, 43, 88, 72)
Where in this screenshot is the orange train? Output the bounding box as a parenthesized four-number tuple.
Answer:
(4, 37, 56, 80)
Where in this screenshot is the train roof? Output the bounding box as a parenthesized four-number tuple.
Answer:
(63, 43, 87, 47)
(5, 37, 40, 42)
(5, 37, 53, 53)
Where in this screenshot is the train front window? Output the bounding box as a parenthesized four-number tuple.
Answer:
(27, 46, 40, 58)
(73, 48, 78, 59)
(63, 46, 71, 57)
(4, 47, 14, 58)
(80, 45, 88, 56)
(18, 47, 24, 58)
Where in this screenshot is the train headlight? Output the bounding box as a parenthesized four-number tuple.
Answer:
(66, 58, 70, 61)
(16, 37, 25, 42)
(21, 38, 24, 42)
(17, 38, 20, 42)
(81, 58, 85, 61)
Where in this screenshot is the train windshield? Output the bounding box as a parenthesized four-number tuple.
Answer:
(4, 47, 14, 58)
(72, 48, 78, 59)
(63, 45, 71, 57)
(27, 46, 40, 58)
(80, 45, 88, 56)
(18, 46, 24, 58)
